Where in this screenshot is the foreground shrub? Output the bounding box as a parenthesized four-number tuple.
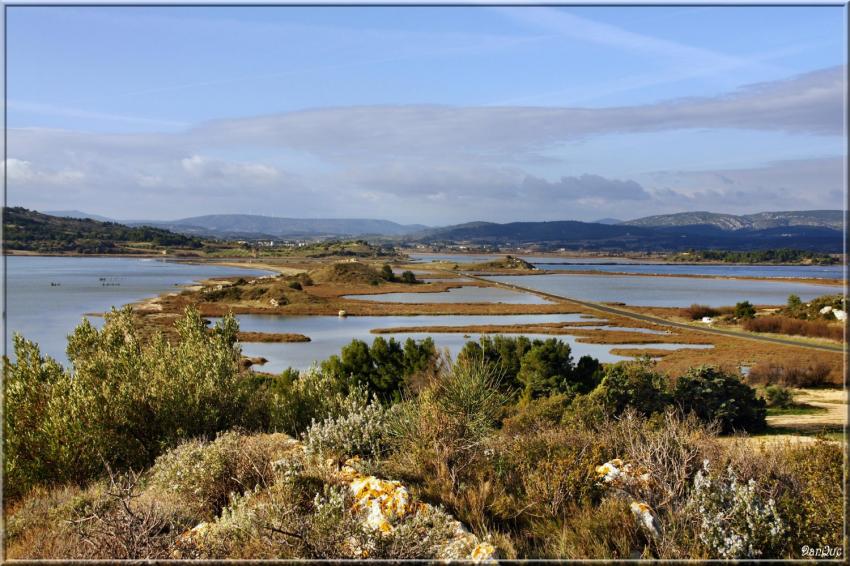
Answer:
(149, 431, 295, 518)
(4, 307, 247, 498)
(779, 442, 844, 553)
(539, 498, 646, 559)
(743, 315, 843, 341)
(746, 360, 836, 387)
(688, 461, 786, 558)
(303, 387, 393, 463)
(673, 366, 766, 433)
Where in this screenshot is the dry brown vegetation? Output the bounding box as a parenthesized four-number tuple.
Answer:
(746, 360, 838, 388)
(743, 315, 844, 341)
(237, 332, 311, 343)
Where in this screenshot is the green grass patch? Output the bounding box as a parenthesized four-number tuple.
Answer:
(766, 404, 828, 416)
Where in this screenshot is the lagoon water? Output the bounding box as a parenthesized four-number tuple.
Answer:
(486, 274, 843, 308)
(342, 285, 552, 304)
(4, 256, 272, 365)
(409, 252, 844, 279)
(533, 262, 845, 279)
(216, 313, 710, 373)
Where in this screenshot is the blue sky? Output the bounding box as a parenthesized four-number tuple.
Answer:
(5, 5, 846, 224)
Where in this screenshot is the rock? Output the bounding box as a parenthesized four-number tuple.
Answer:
(834, 309, 846, 321)
(820, 305, 833, 314)
(338, 309, 348, 318)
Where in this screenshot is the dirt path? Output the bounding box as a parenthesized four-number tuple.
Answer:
(768, 388, 847, 431)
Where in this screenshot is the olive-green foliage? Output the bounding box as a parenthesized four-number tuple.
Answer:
(380, 264, 397, 282)
(763, 385, 794, 408)
(779, 442, 844, 552)
(782, 293, 846, 321)
(459, 336, 602, 400)
(734, 301, 756, 319)
(386, 357, 506, 488)
(400, 270, 418, 284)
(320, 337, 437, 402)
(4, 307, 248, 498)
(672, 366, 766, 433)
(587, 358, 671, 418)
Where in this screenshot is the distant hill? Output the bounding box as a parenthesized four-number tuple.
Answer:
(45, 210, 114, 222)
(132, 214, 429, 239)
(593, 217, 623, 225)
(623, 210, 843, 231)
(414, 219, 843, 252)
(3, 208, 203, 254)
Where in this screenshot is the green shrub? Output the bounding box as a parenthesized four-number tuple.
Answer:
(734, 301, 755, 319)
(4, 307, 248, 498)
(673, 366, 766, 433)
(400, 271, 418, 284)
(779, 442, 844, 553)
(588, 359, 671, 417)
(763, 385, 794, 408)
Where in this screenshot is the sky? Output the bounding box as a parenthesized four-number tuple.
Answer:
(4, 5, 846, 225)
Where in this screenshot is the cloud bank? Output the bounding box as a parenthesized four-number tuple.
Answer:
(6, 65, 844, 223)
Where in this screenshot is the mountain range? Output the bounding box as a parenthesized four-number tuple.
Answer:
(39, 209, 844, 251)
(622, 210, 843, 231)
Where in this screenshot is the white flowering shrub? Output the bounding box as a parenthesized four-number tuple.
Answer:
(689, 460, 786, 558)
(303, 386, 392, 462)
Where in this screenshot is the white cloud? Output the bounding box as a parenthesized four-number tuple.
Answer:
(4, 66, 844, 222)
(2, 158, 85, 185)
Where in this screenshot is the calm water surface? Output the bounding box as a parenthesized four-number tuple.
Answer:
(5, 256, 273, 364)
(342, 285, 552, 304)
(486, 274, 843, 308)
(409, 252, 844, 279)
(217, 313, 709, 373)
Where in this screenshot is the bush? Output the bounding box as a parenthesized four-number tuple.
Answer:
(541, 499, 645, 559)
(400, 270, 418, 284)
(762, 385, 794, 408)
(4, 307, 248, 498)
(672, 366, 766, 433)
(149, 431, 296, 518)
(680, 304, 720, 320)
(746, 360, 835, 387)
(303, 387, 392, 463)
(320, 337, 438, 402)
(386, 357, 506, 493)
(459, 336, 602, 400)
(743, 316, 843, 341)
(588, 359, 671, 418)
(780, 442, 844, 552)
(733, 301, 755, 319)
(688, 461, 786, 558)
(269, 366, 351, 435)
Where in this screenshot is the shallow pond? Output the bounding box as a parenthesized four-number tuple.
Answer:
(485, 274, 842, 308)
